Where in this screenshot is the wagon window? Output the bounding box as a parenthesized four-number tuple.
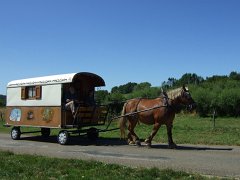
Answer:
(28, 86, 36, 98)
(21, 86, 42, 100)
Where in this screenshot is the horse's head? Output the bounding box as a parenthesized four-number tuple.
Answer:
(179, 85, 196, 111)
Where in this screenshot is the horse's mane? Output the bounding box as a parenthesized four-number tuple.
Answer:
(167, 87, 186, 100)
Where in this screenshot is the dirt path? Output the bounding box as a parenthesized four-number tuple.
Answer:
(0, 133, 239, 178)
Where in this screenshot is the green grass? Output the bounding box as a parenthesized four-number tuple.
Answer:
(0, 150, 212, 180)
(100, 115, 240, 146)
(152, 115, 240, 146)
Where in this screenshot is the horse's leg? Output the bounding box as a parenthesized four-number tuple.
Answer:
(127, 132, 134, 144)
(145, 123, 161, 147)
(167, 124, 177, 149)
(128, 118, 141, 146)
(126, 117, 133, 144)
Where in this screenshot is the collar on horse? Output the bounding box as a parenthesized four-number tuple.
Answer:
(161, 92, 181, 113)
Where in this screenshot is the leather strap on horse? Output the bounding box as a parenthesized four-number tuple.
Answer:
(135, 98, 142, 116)
(166, 98, 182, 113)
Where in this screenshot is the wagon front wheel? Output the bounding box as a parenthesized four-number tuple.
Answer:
(11, 127, 21, 140)
(57, 130, 69, 145)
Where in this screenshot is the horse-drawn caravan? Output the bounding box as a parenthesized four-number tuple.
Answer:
(5, 72, 109, 145)
(5, 71, 196, 147)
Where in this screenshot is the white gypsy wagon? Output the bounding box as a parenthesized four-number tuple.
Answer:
(5, 72, 109, 145)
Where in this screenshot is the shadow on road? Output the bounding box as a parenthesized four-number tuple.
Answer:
(19, 135, 233, 151)
(20, 135, 128, 146)
(151, 144, 233, 151)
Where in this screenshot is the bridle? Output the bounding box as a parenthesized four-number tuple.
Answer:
(161, 89, 195, 112)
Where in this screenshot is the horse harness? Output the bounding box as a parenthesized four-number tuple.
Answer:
(129, 95, 170, 117)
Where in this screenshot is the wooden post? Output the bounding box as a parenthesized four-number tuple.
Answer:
(0, 112, 3, 121)
(213, 108, 216, 128)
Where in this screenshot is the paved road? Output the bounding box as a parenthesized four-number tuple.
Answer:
(0, 133, 239, 178)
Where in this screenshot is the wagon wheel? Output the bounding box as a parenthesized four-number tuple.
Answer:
(57, 130, 70, 145)
(41, 128, 51, 137)
(11, 127, 21, 140)
(87, 128, 99, 141)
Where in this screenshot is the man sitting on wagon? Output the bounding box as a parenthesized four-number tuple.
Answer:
(64, 86, 79, 115)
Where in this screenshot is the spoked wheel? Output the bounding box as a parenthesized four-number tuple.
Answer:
(11, 127, 21, 140)
(57, 130, 70, 145)
(41, 128, 51, 137)
(87, 128, 99, 141)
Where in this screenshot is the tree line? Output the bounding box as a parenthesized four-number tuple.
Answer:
(0, 95, 6, 107)
(1, 72, 239, 117)
(95, 71, 240, 117)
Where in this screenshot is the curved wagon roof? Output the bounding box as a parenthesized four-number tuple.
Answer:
(7, 72, 105, 88)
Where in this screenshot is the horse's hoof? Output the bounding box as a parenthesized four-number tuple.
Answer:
(168, 143, 177, 149)
(144, 139, 150, 143)
(144, 139, 152, 148)
(146, 143, 152, 148)
(135, 140, 141, 147)
(128, 141, 135, 145)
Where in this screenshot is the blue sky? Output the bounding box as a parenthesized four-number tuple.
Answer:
(0, 0, 240, 94)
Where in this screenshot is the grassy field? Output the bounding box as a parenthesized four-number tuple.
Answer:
(0, 150, 213, 180)
(101, 115, 240, 146)
(1, 108, 240, 146)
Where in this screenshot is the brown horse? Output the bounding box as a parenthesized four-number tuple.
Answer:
(119, 86, 196, 148)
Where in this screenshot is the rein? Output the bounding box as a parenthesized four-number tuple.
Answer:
(111, 104, 168, 120)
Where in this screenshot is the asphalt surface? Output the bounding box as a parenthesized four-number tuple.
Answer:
(0, 133, 239, 178)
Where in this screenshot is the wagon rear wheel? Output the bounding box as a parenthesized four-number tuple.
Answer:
(11, 127, 21, 140)
(57, 130, 70, 145)
(87, 128, 99, 141)
(41, 128, 51, 137)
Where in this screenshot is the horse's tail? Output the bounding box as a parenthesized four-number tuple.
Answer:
(119, 102, 128, 139)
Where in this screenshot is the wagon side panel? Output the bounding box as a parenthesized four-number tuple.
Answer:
(6, 106, 62, 128)
(6, 84, 62, 128)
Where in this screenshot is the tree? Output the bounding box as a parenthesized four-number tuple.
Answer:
(127, 87, 161, 99)
(107, 92, 125, 102)
(0, 99, 4, 107)
(0, 95, 6, 107)
(229, 71, 240, 80)
(206, 75, 228, 83)
(162, 78, 177, 89)
(176, 73, 204, 86)
(111, 82, 137, 94)
(111, 86, 119, 94)
(106, 92, 125, 114)
(95, 90, 109, 104)
(133, 82, 151, 91)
